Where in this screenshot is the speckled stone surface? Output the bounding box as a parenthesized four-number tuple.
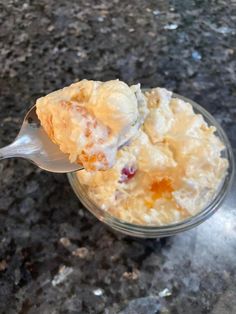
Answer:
(0, 1, 236, 313)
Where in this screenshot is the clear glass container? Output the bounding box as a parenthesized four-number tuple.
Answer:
(67, 93, 235, 238)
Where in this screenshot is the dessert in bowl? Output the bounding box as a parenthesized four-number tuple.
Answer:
(36, 80, 234, 238)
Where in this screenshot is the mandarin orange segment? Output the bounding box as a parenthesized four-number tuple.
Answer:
(78, 149, 109, 169)
(150, 178, 173, 199)
(89, 154, 98, 163)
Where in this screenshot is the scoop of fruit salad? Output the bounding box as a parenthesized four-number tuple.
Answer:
(36, 79, 147, 170)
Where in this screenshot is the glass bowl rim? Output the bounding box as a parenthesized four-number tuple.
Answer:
(67, 92, 235, 237)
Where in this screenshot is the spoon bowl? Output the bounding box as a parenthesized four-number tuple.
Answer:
(0, 105, 83, 173)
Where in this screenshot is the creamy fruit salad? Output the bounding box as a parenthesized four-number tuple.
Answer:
(36, 80, 228, 225)
(36, 80, 147, 170)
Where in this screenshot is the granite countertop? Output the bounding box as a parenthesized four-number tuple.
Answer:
(0, 1, 236, 313)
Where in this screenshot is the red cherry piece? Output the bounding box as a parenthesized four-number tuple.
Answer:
(119, 166, 137, 183)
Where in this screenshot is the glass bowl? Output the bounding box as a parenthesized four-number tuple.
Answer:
(67, 93, 235, 238)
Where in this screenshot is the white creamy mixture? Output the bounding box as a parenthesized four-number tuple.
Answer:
(36, 80, 228, 225)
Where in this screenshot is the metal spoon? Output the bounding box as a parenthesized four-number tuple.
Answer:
(0, 105, 83, 173)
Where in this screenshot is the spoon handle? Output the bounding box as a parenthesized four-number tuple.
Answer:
(0, 144, 18, 160)
(0, 135, 39, 161)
